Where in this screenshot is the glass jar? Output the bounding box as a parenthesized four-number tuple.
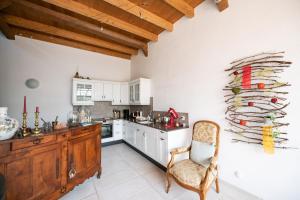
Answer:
(67, 110, 79, 127)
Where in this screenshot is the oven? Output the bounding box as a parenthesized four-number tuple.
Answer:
(101, 122, 113, 139)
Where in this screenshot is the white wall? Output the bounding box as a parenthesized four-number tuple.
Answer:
(131, 0, 300, 199)
(0, 36, 130, 126)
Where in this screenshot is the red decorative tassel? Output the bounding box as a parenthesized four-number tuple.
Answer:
(242, 65, 252, 89)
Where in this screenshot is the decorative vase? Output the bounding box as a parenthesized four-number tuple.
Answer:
(0, 107, 19, 140)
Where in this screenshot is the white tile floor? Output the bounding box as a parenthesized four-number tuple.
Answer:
(60, 143, 256, 200)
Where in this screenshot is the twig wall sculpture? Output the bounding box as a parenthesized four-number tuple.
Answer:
(224, 51, 293, 153)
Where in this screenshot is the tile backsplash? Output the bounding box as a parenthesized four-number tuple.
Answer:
(73, 97, 188, 125)
(74, 102, 129, 119)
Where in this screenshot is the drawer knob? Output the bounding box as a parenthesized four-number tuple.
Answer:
(32, 138, 41, 145)
(69, 167, 77, 179)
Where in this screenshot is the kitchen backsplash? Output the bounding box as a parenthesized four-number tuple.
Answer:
(73, 97, 188, 125)
(129, 97, 153, 117)
(74, 102, 129, 119)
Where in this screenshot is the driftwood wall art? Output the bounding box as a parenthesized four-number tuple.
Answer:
(224, 51, 293, 153)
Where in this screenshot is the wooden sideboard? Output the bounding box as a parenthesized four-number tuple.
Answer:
(0, 123, 101, 200)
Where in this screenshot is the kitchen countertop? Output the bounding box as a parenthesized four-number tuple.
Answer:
(124, 119, 189, 132)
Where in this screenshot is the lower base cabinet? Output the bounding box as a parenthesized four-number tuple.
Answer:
(123, 121, 190, 167)
(0, 124, 101, 200)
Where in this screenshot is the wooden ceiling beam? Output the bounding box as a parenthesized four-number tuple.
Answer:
(0, 0, 12, 10)
(13, 0, 148, 54)
(103, 0, 173, 31)
(216, 0, 229, 12)
(0, 14, 14, 39)
(13, 27, 131, 59)
(43, 0, 158, 41)
(3, 15, 138, 55)
(164, 0, 194, 18)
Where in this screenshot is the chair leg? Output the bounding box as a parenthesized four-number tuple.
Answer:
(215, 177, 220, 193)
(165, 172, 171, 193)
(215, 166, 220, 193)
(199, 191, 206, 200)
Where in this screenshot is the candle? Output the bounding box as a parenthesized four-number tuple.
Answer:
(36, 106, 39, 113)
(23, 96, 27, 113)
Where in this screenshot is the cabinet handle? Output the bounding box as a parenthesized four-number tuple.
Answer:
(160, 138, 165, 141)
(143, 132, 145, 137)
(56, 158, 60, 179)
(137, 129, 140, 131)
(160, 131, 165, 133)
(32, 138, 41, 145)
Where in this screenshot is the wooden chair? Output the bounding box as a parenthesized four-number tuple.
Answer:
(166, 120, 220, 200)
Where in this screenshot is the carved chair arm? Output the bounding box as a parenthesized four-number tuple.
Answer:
(167, 146, 191, 170)
(200, 156, 218, 190)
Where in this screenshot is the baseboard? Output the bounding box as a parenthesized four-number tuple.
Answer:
(218, 179, 262, 200)
(102, 139, 123, 147)
(123, 141, 167, 172)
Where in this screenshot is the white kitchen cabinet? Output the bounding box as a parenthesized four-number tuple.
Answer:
(93, 82, 103, 101)
(72, 78, 94, 105)
(103, 82, 113, 101)
(157, 131, 168, 166)
(126, 122, 136, 146)
(129, 78, 150, 105)
(129, 84, 134, 104)
(93, 81, 113, 101)
(120, 83, 129, 105)
(145, 128, 157, 160)
(112, 83, 121, 105)
(122, 121, 190, 167)
(135, 126, 146, 152)
(113, 119, 123, 140)
(112, 82, 129, 105)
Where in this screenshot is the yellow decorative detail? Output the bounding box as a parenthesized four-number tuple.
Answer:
(262, 126, 274, 154)
(233, 96, 242, 107)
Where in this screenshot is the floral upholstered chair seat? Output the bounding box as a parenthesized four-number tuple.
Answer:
(166, 120, 220, 200)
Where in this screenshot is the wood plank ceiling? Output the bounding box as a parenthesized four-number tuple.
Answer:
(0, 0, 229, 60)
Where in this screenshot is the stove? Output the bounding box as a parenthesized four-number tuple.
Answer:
(93, 118, 113, 139)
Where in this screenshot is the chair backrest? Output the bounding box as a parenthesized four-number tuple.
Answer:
(192, 120, 220, 157)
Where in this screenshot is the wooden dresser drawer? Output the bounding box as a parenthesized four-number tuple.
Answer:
(11, 134, 57, 151)
(71, 125, 98, 136)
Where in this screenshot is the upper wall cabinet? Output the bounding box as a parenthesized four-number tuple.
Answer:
(112, 82, 129, 105)
(72, 78, 94, 105)
(129, 78, 151, 105)
(93, 81, 113, 101)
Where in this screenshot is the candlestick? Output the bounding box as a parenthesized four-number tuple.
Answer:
(32, 111, 41, 136)
(22, 112, 30, 137)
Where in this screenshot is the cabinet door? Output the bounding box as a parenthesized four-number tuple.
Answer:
(135, 127, 145, 152)
(5, 144, 62, 200)
(103, 83, 113, 101)
(134, 83, 140, 103)
(129, 85, 134, 104)
(112, 83, 121, 105)
(113, 120, 123, 140)
(145, 129, 157, 160)
(126, 123, 135, 145)
(73, 80, 94, 105)
(93, 82, 103, 101)
(157, 132, 168, 166)
(120, 83, 129, 105)
(68, 133, 100, 183)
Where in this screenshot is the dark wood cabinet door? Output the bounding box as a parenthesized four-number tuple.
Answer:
(5, 144, 62, 200)
(67, 132, 100, 183)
